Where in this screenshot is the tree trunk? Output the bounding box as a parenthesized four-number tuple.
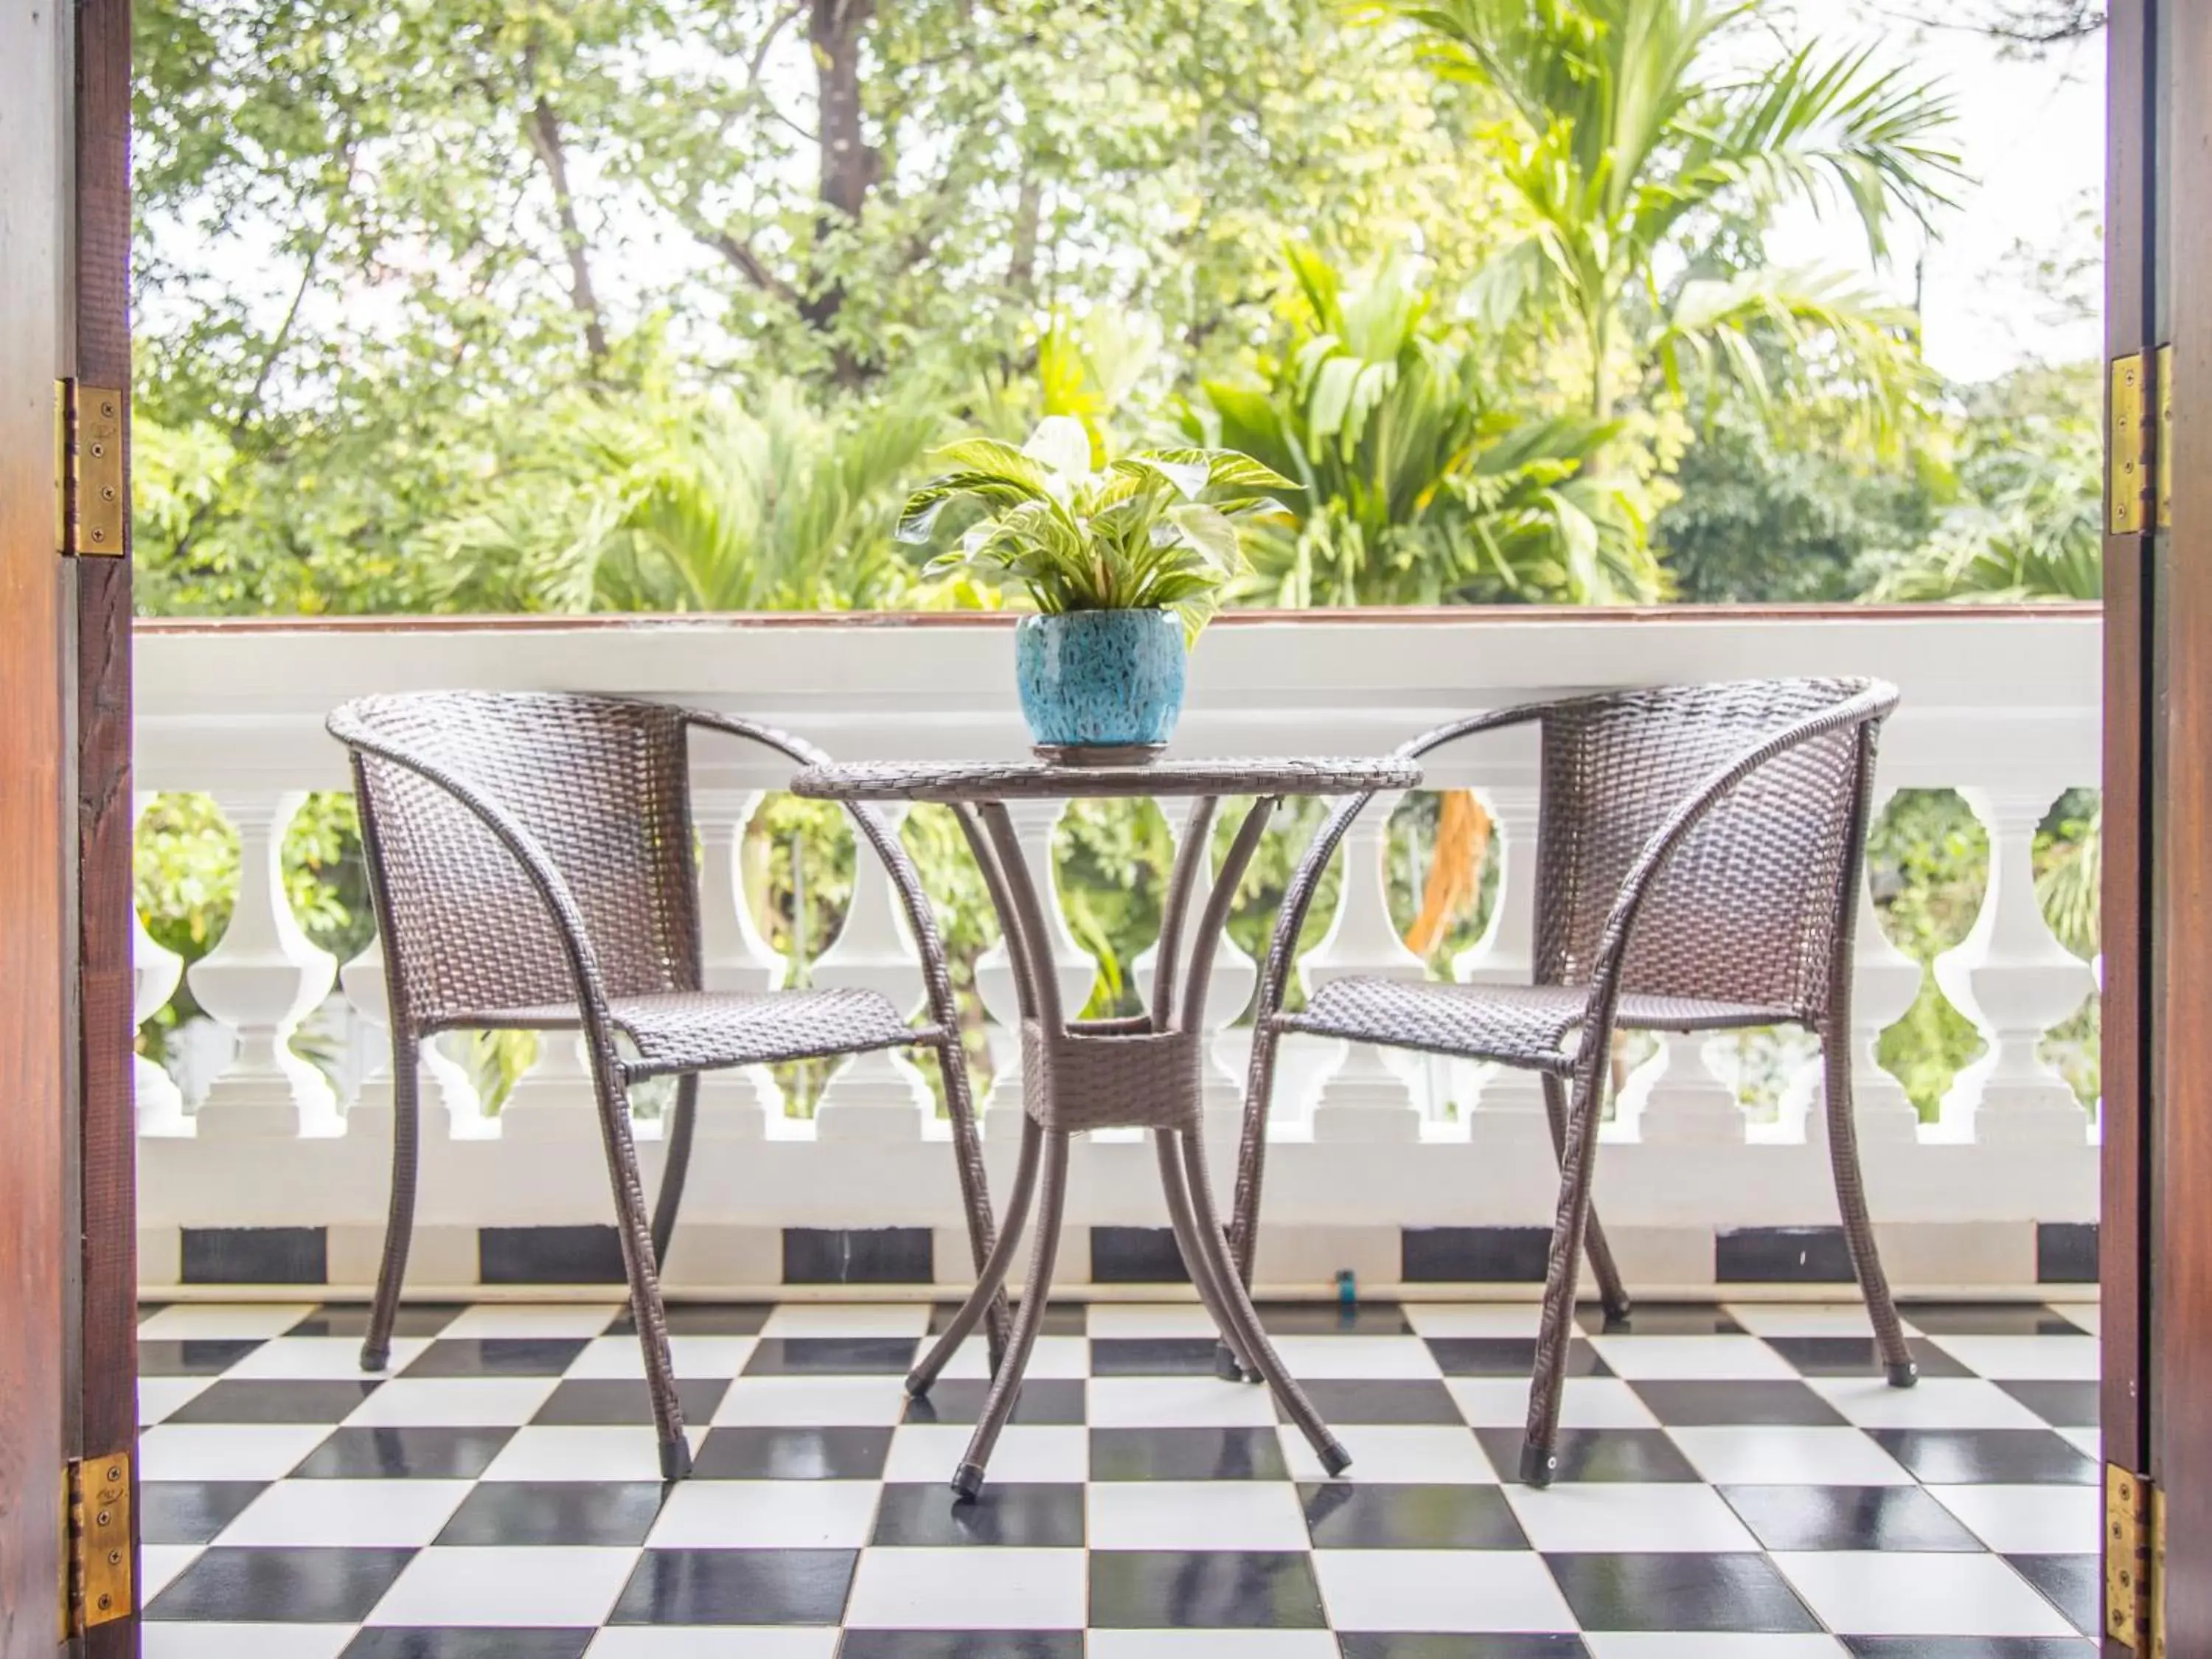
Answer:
(806, 0, 882, 380)
(1008, 168, 1043, 296)
(526, 94, 611, 369)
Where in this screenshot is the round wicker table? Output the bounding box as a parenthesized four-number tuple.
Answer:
(791, 754, 1422, 1498)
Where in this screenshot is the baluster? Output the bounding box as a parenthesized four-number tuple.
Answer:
(339, 933, 481, 1143)
(1451, 785, 1553, 1151)
(1135, 797, 1258, 1144)
(693, 789, 785, 1134)
(1303, 791, 1423, 1141)
(187, 790, 341, 1138)
(972, 800, 1099, 1139)
(131, 794, 190, 1135)
(1619, 1033, 1745, 1144)
(812, 802, 934, 1139)
(1934, 785, 2098, 1144)
(1804, 785, 1923, 1145)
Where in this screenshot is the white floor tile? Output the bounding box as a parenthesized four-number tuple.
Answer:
(343, 1377, 560, 1428)
(1585, 1637, 1847, 1657)
(1505, 1482, 1759, 1553)
(762, 1303, 930, 1337)
(1772, 1551, 2081, 1637)
(1447, 1377, 1660, 1430)
(218, 1479, 473, 1547)
(566, 1335, 759, 1380)
(1585, 1335, 1796, 1380)
(714, 1377, 909, 1426)
(2060, 1426, 2102, 1459)
(138, 1376, 215, 1426)
(143, 1624, 355, 1658)
(368, 1545, 641, 1627)
(844, 1547, 1088, 1629)
(2053, 1302, 2099, 1335)
(1314, 1548, 1576, 1633)
(139, 1424, 333, 1482)
(139, 1304, 316, 1340)
(1087, 1302, 1220, 1338)
(1088, 1376, 1281, 1428)
(441, 1304, 622, 1338)
(1088, 1481, 1311, 1551)
(1088, 1635, 1341, 1657)
(585, 1633, 840, 1658)
(1806, 1377, 2048, 1430)
(940, 1335, 1090, 1380)
(1265, 1335, 1444, 1380)
(1927, 1335, 2101, 1381)
(648, 1481, 882, 1549)
(885, 1425, 1088, 1485)
(1279, 1424, 1499, 1485)
(1403, 1304, 1543, 1338)
(1725, 1304, 1888, 1338)
(141, 1545, 206, 1601)
(224, 1337, 430, 1380)
(483, 1426, 708, 1483)
(1666, 1427, 1917, 1486)
(1929, 1483, 2102, 1554)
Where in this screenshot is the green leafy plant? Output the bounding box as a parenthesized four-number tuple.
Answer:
(897, 417, 1298, 637)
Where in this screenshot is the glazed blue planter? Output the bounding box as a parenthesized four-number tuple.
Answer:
(1015, 610, 1188, 748)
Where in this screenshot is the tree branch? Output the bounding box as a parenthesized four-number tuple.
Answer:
(525, 91, 613, 368)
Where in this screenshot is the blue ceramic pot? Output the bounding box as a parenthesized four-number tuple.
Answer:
(1015, 609, 1188, 748)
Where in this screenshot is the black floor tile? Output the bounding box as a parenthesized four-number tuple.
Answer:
(1091, 1338, 1221, 1376)
(293, 1427, 517, 1481)
(1475, 1427, 1702, 1484)
(139, 1338, 265, 1377)
(1298, 1481, 1528, 1550)
(1763, 1336, 1974, 1380)
(930, 1301, 1085, 1337)
(904, 1379, 1085, 1425)
(1900, 1304, 2086, 1337)
(1339, 1639, 1591, 1658)
(146, 1546, 417, 1623)
(164, 1379, 382, 1425)
(1254, 1301, 1415, 1336)
(1544, 1551, 1821, 1632)
(838, 1635, 1082, 1659)
(2007, 1554, 2098, 1636)
(530, 1378, 730, 1425)
(608, 1302, 773, 1336)
(141, 1481, 269, 1545)
(1279, 1380, 1464, 1425)
(1427, 1338, 1610, 1378)
(691, 1426, 894, 1481)
(290, 1304, 466, 1340)
(871, 1481, 1085, 1547)
(1843, 1641, 2098, 1658)
(1576, 1304, 1745, 1337)
(1997, 1380, 2101, 1428)
(1091, 1427, 1290, 1481)
(1089, 1549, 1326, 1628)
(1718, 1484, 1986, 1552)
(340, 1632, 594, 1659)
(1867, 1429, 2100, 1486)
(744, 1337, 919, 1376)
(609, 1548, 857, 1625)
(1629, 1379, 1848, 1427)
(400, 1338, 588, 1378)
(434, 1481, 667, 1547)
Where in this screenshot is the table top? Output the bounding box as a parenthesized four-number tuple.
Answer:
(790, 754, 1422, 803)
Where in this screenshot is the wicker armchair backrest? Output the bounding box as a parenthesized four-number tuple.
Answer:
(1534, 677, 1888, 1023)
(333, 692, 703, 1029)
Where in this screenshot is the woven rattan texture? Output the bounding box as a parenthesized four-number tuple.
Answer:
(448, 990, 932, 1080)
(794, 755, 1420, 803)
(1021, 1020, 1204, 1133)
(1534, 678, 1870, 1022)
(1279, 980, 1797, 1071)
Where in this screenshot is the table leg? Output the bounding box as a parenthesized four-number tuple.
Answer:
(955, 1127, 1071, 1500)
(1156, 1128, 1259, 1380)
(908, 1114, 1043, 1398)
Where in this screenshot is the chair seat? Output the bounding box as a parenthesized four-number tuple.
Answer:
(457, 989, 938, 1080)
(1276, 979, 1797, 1073)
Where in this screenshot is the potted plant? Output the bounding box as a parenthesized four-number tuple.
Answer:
(899, 416, 1296, 756)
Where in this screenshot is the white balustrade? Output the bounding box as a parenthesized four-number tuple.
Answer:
(1621, 1033, 1747, 1144)
(1814, 786, 1927, 1146)
(973, 800, 1099, 1138)
(1135, 798, 1260, 1143)
(131, 795, 191, 1135)
(810, 802, 936, 1139)
(1452, 786, 1557, 1153)
(693, 789, 785, 1135)
(1301, 792, 1426, 1142)
(1935, 785, 2100, 1145)
(185, 791, 341, 1138)
(338, 934, 483, 1141)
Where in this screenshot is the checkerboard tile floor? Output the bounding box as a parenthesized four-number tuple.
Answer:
(136, 1298, 2101, 1658)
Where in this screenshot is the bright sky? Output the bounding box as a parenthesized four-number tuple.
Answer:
(1770, 8, 2105, 384)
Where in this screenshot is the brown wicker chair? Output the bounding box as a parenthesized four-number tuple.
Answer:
(328, 691, 1002, 1481)
(1225, 677, 1916, 1487)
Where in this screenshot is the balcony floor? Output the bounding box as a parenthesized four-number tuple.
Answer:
(135, 1297, 2099, 1656)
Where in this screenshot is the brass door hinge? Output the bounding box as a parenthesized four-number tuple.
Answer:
(53, 378, 125, 557)
(2108, 1464, 2166, 1654)
(2157, 343, 2174, 530)
(63, 1451, 132, 1637)
(2112, 352, 2150, 534)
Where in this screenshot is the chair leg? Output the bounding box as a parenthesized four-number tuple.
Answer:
(1219, 1018, 1285, 1377)
(910, 1116, 1042, 1398)
(588, 1047, 691, 1480)
(1180, 1128, 1351, 1476)
(932, 1034, 1012, 1365)
(361, 1031, 421, 1374)
(1522, 1059, 1607, 1488)
(1542, 1073, 1632, 1323)
(1823, 1020, 1916, 1388)
(956, 1131, 1070, 1500)
(1157, 1130, 1259, 1382)
(649, 1072, 698, 1274)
